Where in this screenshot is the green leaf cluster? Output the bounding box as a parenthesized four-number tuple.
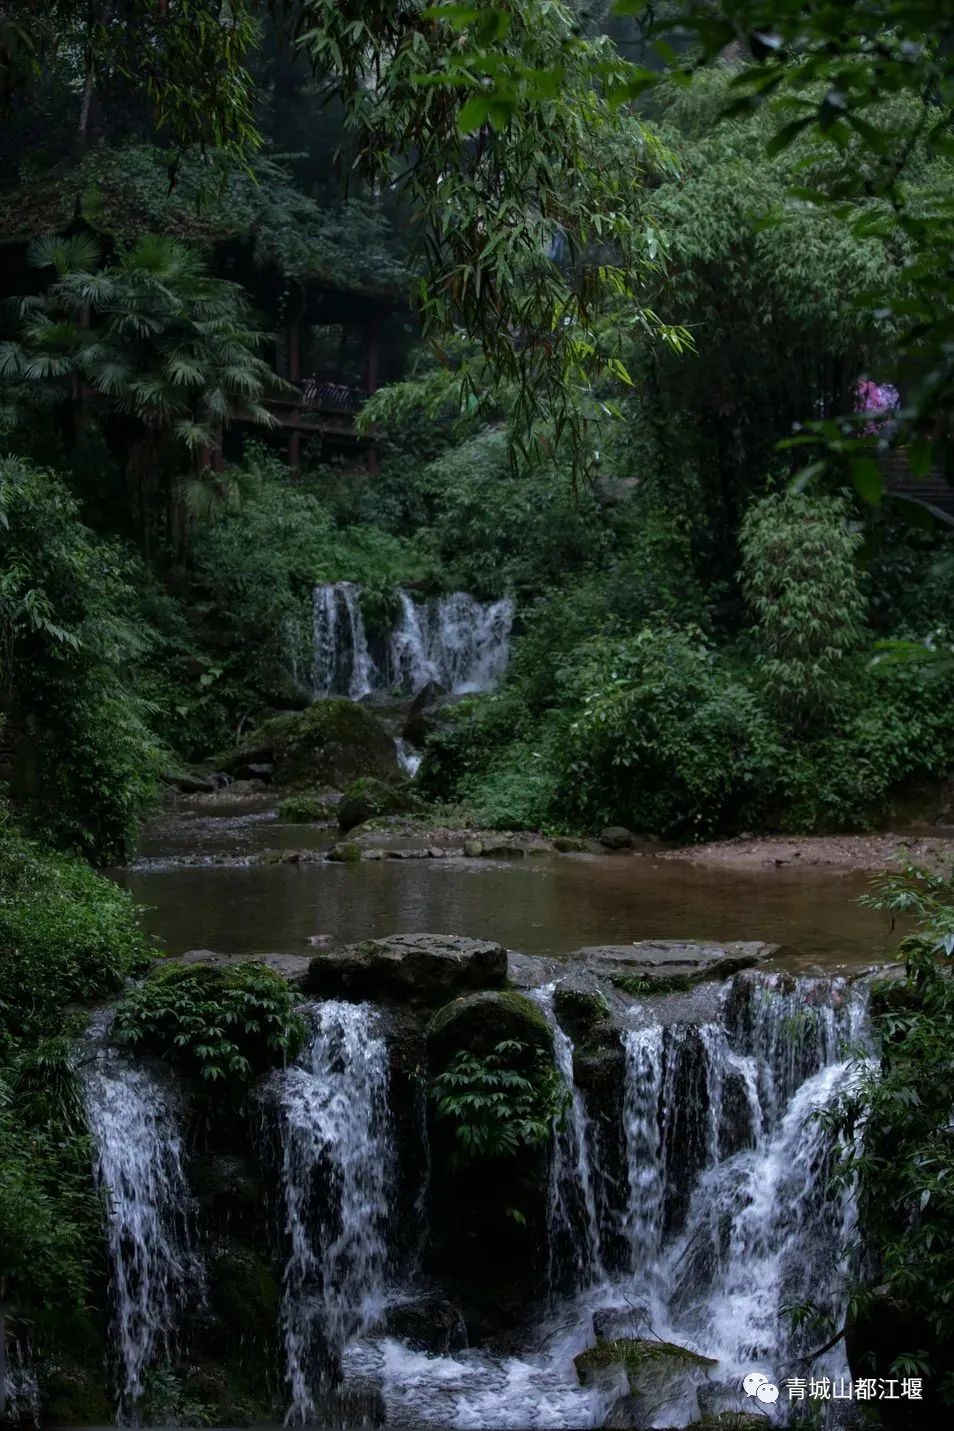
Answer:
(112, 961, 306, 1089)
(431, 1037, 568, 1164)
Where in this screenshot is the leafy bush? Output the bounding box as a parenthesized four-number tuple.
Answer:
(0, 808, 149, 1050)
(113, 962, 306, 1088)
(430, 1039, 568, 1165)
(556, 627, 780, 838)
(0, 457, 165, 861)
(740, 491, 866, 729)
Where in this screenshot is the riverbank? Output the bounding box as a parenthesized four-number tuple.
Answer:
(659, 829, 954, 873)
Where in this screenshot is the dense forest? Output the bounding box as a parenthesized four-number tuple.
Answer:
(1, 3, 953, 1428)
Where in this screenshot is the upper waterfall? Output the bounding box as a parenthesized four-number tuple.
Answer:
(310, 582, 513, 699)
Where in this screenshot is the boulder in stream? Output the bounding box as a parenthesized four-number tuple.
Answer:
(575, 939, 778, 992)
(338, 774, 422, 832)
(223, 698, 398, 790)
(574, 1338, 717, 1429)
(306, 933, 507, 1004)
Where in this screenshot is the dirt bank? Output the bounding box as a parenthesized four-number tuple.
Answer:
(659, 831, 954, 874)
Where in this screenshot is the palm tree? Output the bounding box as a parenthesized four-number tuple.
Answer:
(0, 231, 281, 559)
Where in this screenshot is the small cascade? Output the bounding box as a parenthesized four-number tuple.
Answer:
(273, 1001, 393, 1425)
(394, 735, 423, 778)
(1, 1339, 39, 1428)
(311, 582, 376, 699)
(83, 1040, 203, 1412)
(310, 583, 513, 700)
(620, 1025, 665, 1275)
(531, 986, 604, 1293)
(413, 592, 514, 695)
(389, 591, 439, 693)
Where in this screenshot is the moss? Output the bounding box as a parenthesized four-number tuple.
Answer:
(553, 835, 588, 852)
(554, 987, 610, 1039)
(338, 775, 422, 832)
(327, 842, 363, 863)
(208, 1245, 281, 1352)
(575, 1336, 717, 1381)
(428, 989, 552, 1052)
(278, 794, 337, 823)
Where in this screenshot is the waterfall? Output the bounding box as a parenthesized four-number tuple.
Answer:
(310, 583, 513, 701)
(273, 1000, 393, 1425)
(408, 592, 514, 695)
(389, 591, 439, 693)
(83, 1042, 203, 1412)
(531, 986, 604, 1293)
(607, 971, 868, 1419)
(311, 582, 375, 699)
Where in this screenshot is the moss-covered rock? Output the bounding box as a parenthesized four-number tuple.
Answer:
(576, 1337, 718, 1429)
(553, 986, 610, 1042)
(111, 960, 305, 1091)
(575, 1337, 715, 1382)
(42, 1363, 113, 1425)
(278, 793, 339, 823)
(226, 699, 398, 790)
(327, 841, 363, 863)
(338, 775, 423, 832)
(307, 933, 507, 1003)
(427, 989, 552, 1063)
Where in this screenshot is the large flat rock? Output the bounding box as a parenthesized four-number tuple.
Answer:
(306, 932, 507, 1003)
(573, 939, 778, 989)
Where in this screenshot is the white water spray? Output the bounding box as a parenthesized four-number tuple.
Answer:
(83, 1041, 204, 1412)
(274, 1000, 393, 1425)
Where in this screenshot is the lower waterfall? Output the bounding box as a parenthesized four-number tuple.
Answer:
(532, 985, 605, 1294)
(82, 1032, 204, 1413)
(273, 1000, 393, 1425)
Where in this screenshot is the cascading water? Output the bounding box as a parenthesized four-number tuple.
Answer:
(310, 583, 513, 700)
(531, 985, 604, 1294)
(603, 971, 870, 1424)
(389, 592, 514, 696)
(82, 1032, 204, 1413)
(273, 1000, 393, 1425)
(312, 582, 376, 699)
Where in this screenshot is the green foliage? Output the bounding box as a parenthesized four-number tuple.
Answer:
(740, 490, 866, 728)
(278, 795, 334, 824)
(0, 807, 149, 1050)
(431, 1038, 568, 1164)
(557, 626, 781, 837)
(0, 457, 164, 860)
(301, 0, 689, 480)
(832, 866, 954, 1406)
(112, 961, 306, 1088)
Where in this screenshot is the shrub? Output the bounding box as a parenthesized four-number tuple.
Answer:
(0, 458, 165, 861)
(112, 961, 306, 1088)
(740, 491, 866, 729)
(0, 808, 150, 1050)
(556, 627, 781, 838)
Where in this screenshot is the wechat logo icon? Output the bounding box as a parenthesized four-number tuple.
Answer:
(743, 1371, 780, 1404)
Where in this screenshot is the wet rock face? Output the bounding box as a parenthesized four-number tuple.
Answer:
(574, 1337, 717, 1429)
(574, 939, 778, 992)
(385, 1294, 469, 1354)
(306, 933, 508, 1004)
